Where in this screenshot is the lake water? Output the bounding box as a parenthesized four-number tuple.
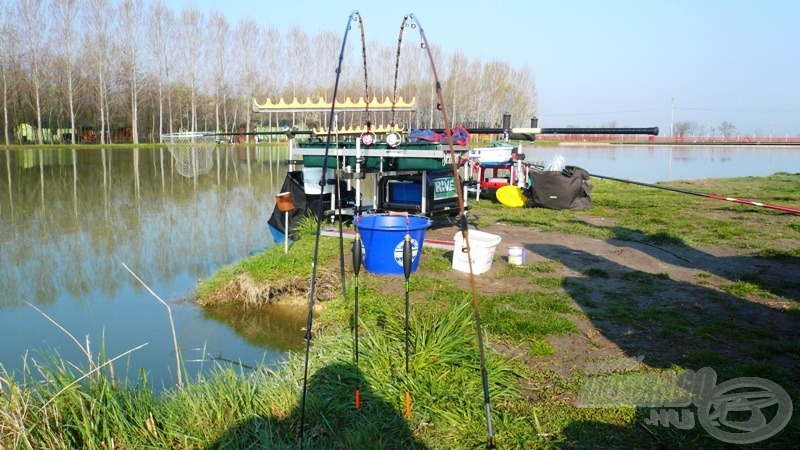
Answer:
(519, 144, 800, 183)
(1, 144, 798, 388)
(0, 146, 306, 389)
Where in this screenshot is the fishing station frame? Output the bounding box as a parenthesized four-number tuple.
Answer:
(254, 95, 487, 217)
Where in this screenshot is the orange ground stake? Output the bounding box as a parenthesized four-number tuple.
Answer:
(355, 389, 361, 409)
(405, 391, 412, 418)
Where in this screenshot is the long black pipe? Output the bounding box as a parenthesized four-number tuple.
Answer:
(540, 127, 659, 135)
(434, 126, 658, 135)
(432, 126, 659, 142)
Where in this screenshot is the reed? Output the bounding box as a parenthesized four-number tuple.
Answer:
(0, 300, 518, 448)
(123, 263, 183, 388)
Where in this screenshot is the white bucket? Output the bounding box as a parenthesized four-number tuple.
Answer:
(452, 230, 502, 275)
(508, 246, 526, 265)
(468, 146, 514, 164)
(302, 167, 334, 194)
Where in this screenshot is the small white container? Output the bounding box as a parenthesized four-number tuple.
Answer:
(452, 230, 502, 275)
(508, 246, 526, 265)
(302, 167, 334, 194)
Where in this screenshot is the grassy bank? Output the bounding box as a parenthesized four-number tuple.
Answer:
(1, 173, 798, 448)
(476, 172, 800, 257)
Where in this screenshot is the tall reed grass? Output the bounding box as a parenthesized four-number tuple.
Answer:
(1, 223, 520, 448)
(0, 304, 518, 448)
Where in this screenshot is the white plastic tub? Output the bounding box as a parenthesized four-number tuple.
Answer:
(468, 146, 514, 164)
(452, 230, 502, 274)
(302, 167, 334, 194)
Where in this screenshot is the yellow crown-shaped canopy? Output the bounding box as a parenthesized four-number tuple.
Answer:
(253, 96, 416, 113)
(311, 124, 406, 136)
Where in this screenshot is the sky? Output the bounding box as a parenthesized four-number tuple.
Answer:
(170, 0, 800, 137)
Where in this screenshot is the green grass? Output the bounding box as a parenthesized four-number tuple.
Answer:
(583, 267, 609, 278)
(480, 292, 577, 342)
(475, 173, 800, 256)
(3, 173, 799, 448)
(529, 275, 563, 288)
(0, 290, 519, 449)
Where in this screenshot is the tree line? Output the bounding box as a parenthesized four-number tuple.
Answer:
(673, 120, 737, 138)
(0, 0, 538, 145)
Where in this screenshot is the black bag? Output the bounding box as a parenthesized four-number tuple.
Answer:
(524, 166, 593, 210)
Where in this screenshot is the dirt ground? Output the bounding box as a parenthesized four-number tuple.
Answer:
(416, 220, 800, 380)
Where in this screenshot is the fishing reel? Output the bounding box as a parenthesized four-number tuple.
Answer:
(360, 120, 376, 147)
(360, 131, 376, 146)
(386, 132, 403, 148)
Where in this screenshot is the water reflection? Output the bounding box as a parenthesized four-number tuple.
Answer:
(0, 146, 304, 386)
(203, 304, 308, 352)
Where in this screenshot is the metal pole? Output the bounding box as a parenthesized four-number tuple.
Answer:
(284, 211, 289, 253)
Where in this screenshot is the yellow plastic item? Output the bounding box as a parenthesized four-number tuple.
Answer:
(496, 185, 527, 208)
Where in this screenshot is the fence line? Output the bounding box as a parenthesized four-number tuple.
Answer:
(536, 134, 800, 145)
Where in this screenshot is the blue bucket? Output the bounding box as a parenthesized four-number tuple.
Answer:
(355, 214, 432, 275)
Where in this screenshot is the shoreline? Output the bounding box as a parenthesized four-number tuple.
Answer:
(535, 139, 800, 148)
(2, 173, 797, 448)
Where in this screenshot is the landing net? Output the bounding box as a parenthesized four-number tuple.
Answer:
(162, 132, 216, 178)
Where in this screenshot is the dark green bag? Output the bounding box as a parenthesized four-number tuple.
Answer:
(524, 166, 593, 210)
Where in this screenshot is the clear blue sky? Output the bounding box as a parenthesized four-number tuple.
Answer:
(172, 0, 800, 136)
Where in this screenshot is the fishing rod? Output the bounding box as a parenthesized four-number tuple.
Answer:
(529, 164, 800, 214)
(352, 229, 363, 409)
(388, 15, 410, 143)
(403, 222, 413, 419)
(410, 13, 496, 449)
(162, 129, 314, 138)
(588, 172, 800, 215)
(297, 10, 361, 449)
(336, 12, 369, 302)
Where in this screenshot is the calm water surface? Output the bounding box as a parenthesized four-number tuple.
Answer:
(520, 144, 800, 183)
(0, 146, 305, 388)
(1, 144, 798, 388)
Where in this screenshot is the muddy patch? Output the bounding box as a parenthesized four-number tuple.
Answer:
(199, 269, 340, 308)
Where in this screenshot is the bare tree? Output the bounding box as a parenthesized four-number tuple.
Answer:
(0, 2, 545, 144)
(673, 120, 698, 137)
(719, 120, 736, 138)
(208, 10, 229, 134)
(260, 24, 283, 137)
(444, 51, 469, 126)
(285, 25, 310, 103)
(509, 63, 537, 126)
(146, 0, 173, 141)
(0, 0, 16, 145)
(117, 0, 144, 143)
(312, 28, 345, 101)
(52, 0, 81, 144)
(177, 6, 205, 133)
(234, 18, 264, 141)
(423, 43, 444, 128)
(84, 0, 114, 144)
(15, 0, 48, 144)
